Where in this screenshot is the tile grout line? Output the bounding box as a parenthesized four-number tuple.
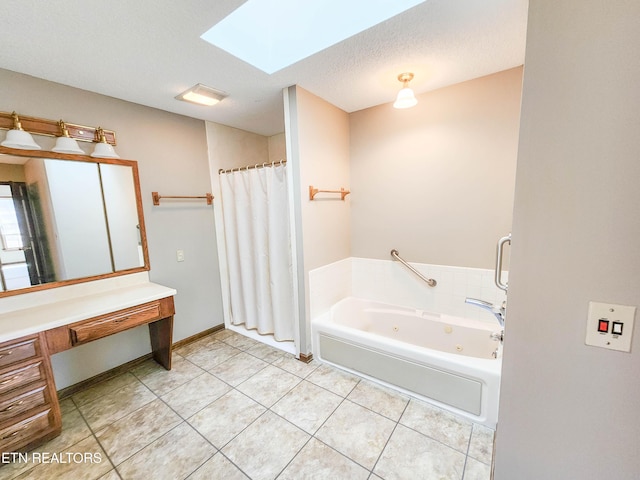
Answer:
(460, 422, 476, 480)
(166, 346, 297, 460)
(397, 417, 474, 457)
(73, 380, 194, 476)
(271, 435, 315, 479)
(14, 333, 263, 479)
(106, 385, 220, 479)
(193, 354, 363, 477)
(68, 395, 122, 478)
(253, 365, 431, 476)
(465, 424, 495, 467)
(345, 385, 411, 423)
(76, 359, 212, 476)
(47, 331, 489, 480)
(170, 421, 219, 480)
(309, 436, 373, 474)
(154, 346, 368, 478)
(1, 398, 102, 480)
(113, 418, 214, 479)
(206, 391, 271, 452)
(300, 384, 388, 474)
(141, 361, 252, 479)
(214, 450, 254, 480)
(368, 398, 410, 476)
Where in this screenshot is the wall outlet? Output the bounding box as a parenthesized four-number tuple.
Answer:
(585, 301, 636, 352)
(176, 249, 185, 262)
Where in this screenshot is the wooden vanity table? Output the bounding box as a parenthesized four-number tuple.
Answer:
(0, 141, 176, 454)
(44, 293, 174, 370)
(0, 280, 176, 454)
(0, 333, 58, 454)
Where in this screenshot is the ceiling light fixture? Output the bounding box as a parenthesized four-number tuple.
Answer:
(91, 127, 120, 158)
(52, 120, 84, 154)
(1, 112, 41, 150)
(393, 73, 418, 109)
(175, 83, 228, 106)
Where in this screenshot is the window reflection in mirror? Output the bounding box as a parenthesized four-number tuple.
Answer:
(0, 151, 147, 294)
(0, 183, 33, 291)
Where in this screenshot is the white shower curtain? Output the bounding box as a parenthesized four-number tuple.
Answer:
(219, 163, 295, 341)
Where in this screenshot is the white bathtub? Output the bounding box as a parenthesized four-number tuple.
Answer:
(311, 297, 502, 427)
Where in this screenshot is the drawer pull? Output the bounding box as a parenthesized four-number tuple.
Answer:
(1, 421, 31, 441)
(0, 351, 13, 358)
(0, 375, 20, 385)
(114, 317, 129, 323)
(1, 400, 24, 413)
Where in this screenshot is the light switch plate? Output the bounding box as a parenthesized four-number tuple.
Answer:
(585, 301, 636, 352)
(176, 249, 185, 262)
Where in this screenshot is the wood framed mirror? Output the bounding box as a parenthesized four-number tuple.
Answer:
(0, 145, 149, 297)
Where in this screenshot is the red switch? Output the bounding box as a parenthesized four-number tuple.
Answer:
(598, 319, 609, 333)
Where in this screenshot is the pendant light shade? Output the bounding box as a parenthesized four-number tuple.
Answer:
(1, 112, 41, 150)
(91, 127, 119, 158)
(393, 73, 418, 109)
(52, 120, 84, 154)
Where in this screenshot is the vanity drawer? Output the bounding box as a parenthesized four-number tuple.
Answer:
(70, 301, 162, 345)
(0, 383, 48, 423)
(0, 362, 45, 396)
(0, 408, 54, 452)
(0, 337, 40, 369)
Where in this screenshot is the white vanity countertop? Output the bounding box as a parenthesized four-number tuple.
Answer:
(0, 282, 177, 343)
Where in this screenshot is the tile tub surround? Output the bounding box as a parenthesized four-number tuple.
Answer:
(309, 257, 507, 323)
(0, 330, 494, 479)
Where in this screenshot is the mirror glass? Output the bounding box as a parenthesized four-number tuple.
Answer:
(0, 151, 147, 294)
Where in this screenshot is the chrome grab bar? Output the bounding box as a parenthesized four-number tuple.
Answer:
(495, 234, 511, 292)
(390, 249, 437, 287)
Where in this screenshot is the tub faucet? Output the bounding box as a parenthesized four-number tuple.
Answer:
(465, 297, 505, 328)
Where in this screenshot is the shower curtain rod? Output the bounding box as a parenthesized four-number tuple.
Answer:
(218, 159, 286, 175)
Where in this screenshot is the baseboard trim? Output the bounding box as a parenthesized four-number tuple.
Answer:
(57, 324, 225, 400)
(172, 325, 224, 350)
(57, 353, 153, 400)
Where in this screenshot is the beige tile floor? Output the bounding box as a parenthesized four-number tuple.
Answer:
(0, 329, 494, 480)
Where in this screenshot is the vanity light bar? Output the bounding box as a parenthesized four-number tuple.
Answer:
(0, 111, 117, 145)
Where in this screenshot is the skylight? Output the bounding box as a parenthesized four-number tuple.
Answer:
(201, 0, 426, 74)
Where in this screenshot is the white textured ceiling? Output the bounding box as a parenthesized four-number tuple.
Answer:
(0, 0, 528, 136)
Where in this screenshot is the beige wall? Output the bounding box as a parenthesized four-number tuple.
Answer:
(0, 163, 26, 182)
(268, 132, 286, 162)
(285, 86, 351, 354)
(0, 68, 222, 388)
(206, 122, 269, 172)
(349, 67, 522, 269)
(297, 87, 351, 271)
(494, 1, 640, 479)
